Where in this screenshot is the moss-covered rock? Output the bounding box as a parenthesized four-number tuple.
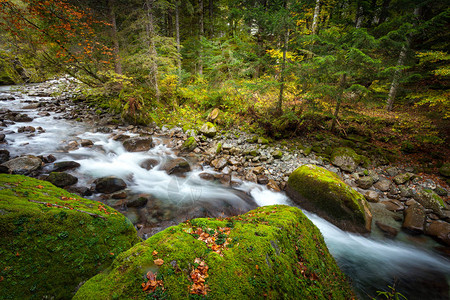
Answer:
(74, 205, 354, 300)
(414, 189, 446, 216)
(181, 136, 197, 152)
(439, 163, 450, 178)
(0, 174, 140, 299)
(200, 122, 217, 138)
(271, 150, 283, 159)
(286, 164, 372, 233)
(330, 147, 361, 172)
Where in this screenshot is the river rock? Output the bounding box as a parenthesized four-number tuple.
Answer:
(95, 176, 127, 193)
(1, 155, 42, 175)
(393, 172, 415, 185)
(374, 179, 391, 192)
(403, 202, 425, 233)
(199, 122, 217, 138)
(382, 200, 404, 212)
(161, 158, 191, 176)
(0, 133, 5, 142)
(52, 161, 80, 172)
(364, 190, 380, 203)
(14, 113, 33, 122)
(257, 174, 269, 185)
(66, 140, 79, 151)
(286, 164, 372, 233)
(375, 221, 398, 237)
(267, 179, 281, 192)
(126, 194, 149, 208)
(271, 150, 283, 159)
(123, 136, 153, 152)
(0, 149, 10, 164)
(80, 139, 94, 147)
(140, 158, 159, 170)
(244, 171, 257, 183)
(357, 176, 373, 189)
(212, 157, 228, 169)
(0, 174, 139, 300)
(330, 147, 360, 172)
(74, 205, 355, 300)
(413, 189, 445, 216)
(425, 220, 450, 246)
(17, 126, 36, 133)
(181, 136, 197, 152)
(199, 172, 215, 181)
(46, 172, 78, 187)
(438, 163, 450, 178)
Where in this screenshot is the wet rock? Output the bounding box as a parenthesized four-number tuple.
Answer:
(399, 186, 414, 198)
(413, 189, 445, 216)
(1, 155, 42, 175)
(357, 176, 373, 189)
(403, 202, 425, 233)
(0, 133, 5, 142)
(0, 95, 15, 101)
(330, 147, 359, 172)
(96, 126, 113, 133)
(438, 163, 450, 178)
(386, 167, 399, 177)
(14, 114, 33, 122)
(375, 221, 398, 237)
(66, 141, 79, 151)
(17, 126, 36, 133)
(382, 200, 404, 212)
(425, 220, 450, 246)
(211, 157, 228, 169)
(80, 139, 94, 147)
(23, 103, 41, 109)
(65, 186, 92, 196)
(0, 149, 10, 164)
(214, 174, 231, 186)
(257, 175, 269, 185)
(245, 171, 257, 183)
(199, 122, 217, 138)
(43, 154, 56, 163)
(127, 194, 149, 208)
(434, 186, 448, 197)
(112, 134, 130, 141)
(0, 165, 9, 173)
(199, 172, 215, 181)
(364, 190, 380, 203)
(53, 161, 80, 172)
(374, 179, 391, 192)
(95, 176, 127, 193)
(181, 136, 197, 152)
(271, 150, 283, 159)
(46, 172, 78, 187)
(140, 158, 159, 170)
(161, 158, 191, 176)
(267, 180, 281, 192)
(111, 191, 127, 199)
(393, 172, 415, 185)
(123, 136, 153, 152)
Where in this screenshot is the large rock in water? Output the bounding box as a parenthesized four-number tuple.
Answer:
(46, 172, 78, 187)
(74, 205, 354, 299)
(95, 176, 127, 193)
(0, 174, 140, 299)
(330, 147, 360, 172)
(160, 157, 191, 176)
(123, 136, 153, 152)
(286, 164, 372, 233)
(1, 155, 42, 175)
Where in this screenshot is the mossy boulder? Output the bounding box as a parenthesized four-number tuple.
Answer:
(271, 150, 283, 159)
(439, 163, 450, 178)
(181, 136, 197, 152)
(330, 147, 361, 172)
(286, 164, 372, 233)
(46, 171, 78, 187)
(199, 122, 217, 138)
(414, 189, 446, 217)
(0, 174, 140, 299)
(74, 205, 354, 300)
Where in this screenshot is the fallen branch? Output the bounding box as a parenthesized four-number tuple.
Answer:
(28, 200, 106, 219)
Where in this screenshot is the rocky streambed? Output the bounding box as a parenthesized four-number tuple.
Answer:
(1, 79, 450, 299)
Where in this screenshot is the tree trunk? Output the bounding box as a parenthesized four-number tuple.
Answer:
(386, 44, 407, 111)
(331, 73, 347, 132)
(355, 5, 364, 28)
(276, 28, 289, 116)
(108, 0, 122, 75)
(311, 0, 320, 35)
(209, 0, 213, 36)
(175, 1, 181, 78)
(146, 0, 160, 100)
(377, 0, 391, 25)
(198, 0, 204, 76)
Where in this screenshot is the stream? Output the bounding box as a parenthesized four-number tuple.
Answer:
(1, 85, 449, 299)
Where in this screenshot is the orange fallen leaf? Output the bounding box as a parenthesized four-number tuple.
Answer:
(255, 265, 259, 270)
(36, 185, 44, 189)
(154, 259, 164, 266)
(152, 250, 158, 256)
(109, 252, 114, 255)
(15, 252, 19, 257)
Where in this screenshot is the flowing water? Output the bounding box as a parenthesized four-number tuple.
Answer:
(1, 85, 449, 299)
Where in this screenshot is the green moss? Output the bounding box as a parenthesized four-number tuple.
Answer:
(74, 206, 354, 300)
(0, 175, 140, 299)
(287, 164, 372, 233)
(181, 137, 197, 152)
(216, 142, 222, 154)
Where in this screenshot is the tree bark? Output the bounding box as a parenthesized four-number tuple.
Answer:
(198, 0, 204, 75)
(386, 44, 407, 111)
(355, 5, 364, 28)
(108, 0, 122, 75)
(276, 28, 289, 116)
(331, 73, 347, 132)
(175, 1, 181, 78)
(311, 0, 320, 35)
(146, 0, 160, 100)
(209, 0, 213, 36)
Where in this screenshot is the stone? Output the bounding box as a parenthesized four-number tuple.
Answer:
(257, 137, 269, 144)
(399, 186, 413, 198)
(413, 189, 445, 216)
(393, 172, 415, 185)
(425, 220, 450, 246)
(386, 167, 399, 177)
(0, 149, 10, 164)
(402, 202, 425, 233)
(0, 174, 139, 300)
(212, 157, 228, 169)
(228, 157, 240, 166)
(364, 190, 380, 203)
(0, 133, 5, 142)
(181, 136, 197, 152)
(286, 164, 372, 233)
(382, 200, 404, 212)
(140, 158, 159, 170)
(267, 180, 281, 192)
(126, 195, 149, 208)
(46, 172, 78, 187)
(161, 158, 191, 176)
(207, 108, 220, 121)
(271, 150, 283, 159)
(330, 147, 360, 172)
(257, 175, 269, 185)
(252, 166, 264, 175)
(80, 139, 94, 147)
(375, 221, 398, 237)
(199, 172, 215, 181)
(214, 174, 231, 186)
(438, 163, 450, 177)
(74, 206, 354, 300)
(43, 154, 56, 163)
(123, 136, 153, 152)
(66, 141, 79, 151)
(95, 176, 127, 193)
(245, 172, 257, 183)
(199, 122, 217, 138)
(17, 126, 36, 133)
(1, 155, 42, 175)
(357, 176, 373, 189)
(14, 114, 33, 122)
(374, 179, 391, 192)
(52, 161, 80, 172)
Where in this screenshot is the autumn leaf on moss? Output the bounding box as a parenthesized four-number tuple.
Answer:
(154, 259, 164, 266)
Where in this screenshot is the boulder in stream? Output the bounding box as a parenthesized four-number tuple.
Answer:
(286, 164, 372, 233)
(74, 205, 354, 300)
(161, 157, 191, 176)
(1, 155, 42, 175)
(52, 161, 81, 172)
(0, 174, 140, 299)
(0, 149, 10, 164)
(402, 202, 425, 233)
(95, 176, 127, 193)
(123, 136, 153, 152)
(46, 172, 78, 187)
